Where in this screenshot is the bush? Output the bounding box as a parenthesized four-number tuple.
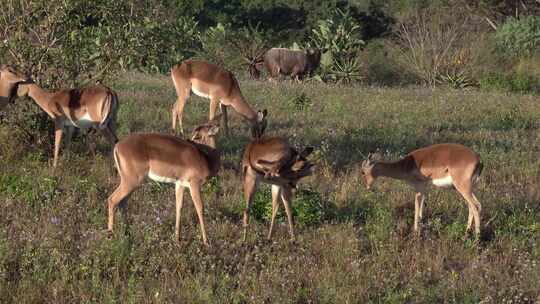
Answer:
(478, 72, 539, 93)
(310, 9, 365, 83)
(495, 16, 540, 58)
(392, 6, 485, 86)
(249, 187, 327, 227)
(0, 0, 199, 87)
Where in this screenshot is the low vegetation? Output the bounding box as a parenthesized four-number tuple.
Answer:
(1, 73, 539, 302)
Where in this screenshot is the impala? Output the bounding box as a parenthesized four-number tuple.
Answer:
(0, 65, 30, 110)
(360, 143, 483, 236)
(107, 118, 222, 246)
(242, 113, 314, 241)
(170, 59, 266, 135)
(16, 79, 119, 167)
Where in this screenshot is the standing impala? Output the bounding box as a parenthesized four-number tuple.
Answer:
(360, 143, 483, 237)
(16, 79, 119, 167)
(107, 118, 222, 246)
(242, 111, 315, 241)
(0, 65, 30, 110)
(170, 59, 266, 135)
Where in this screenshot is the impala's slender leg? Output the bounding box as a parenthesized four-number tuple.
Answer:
(175, 183, 185, 242)
(107, 181, 137, 234)
(454, 179, 481, 236)
(280, 186, 295, 241)
(220, 103, 229, 136)
(414, 192, 425, 234)
(53, 121, 63, 168)
(466, 206, 474, 233)
(209, 97, 222, 132)
(267, 185, 282, 240)
(243, 168, 259, 241)
(471, 193, 482, 235)
(189, 182, 209, 246)
(172, 87, 189, 134)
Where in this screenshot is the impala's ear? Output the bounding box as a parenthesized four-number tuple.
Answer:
(207, 125, 220, 136)
(257, 109, 268, 122)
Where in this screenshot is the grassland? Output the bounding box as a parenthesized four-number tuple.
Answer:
(1, 73, 539, 303)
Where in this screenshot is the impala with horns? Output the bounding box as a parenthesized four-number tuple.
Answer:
(107, 118, 222, 246)
(170, 59, 267, 135)
(242, 113, 315, 241)
(360, 143, 483, 237)
(0, 64, 31, 110)
(16, 79, 119, 167)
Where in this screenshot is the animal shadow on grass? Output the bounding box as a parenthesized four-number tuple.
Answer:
(317, 127, 433, 171)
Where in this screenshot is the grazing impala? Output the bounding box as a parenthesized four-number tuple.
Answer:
(170, 59, 266, 135)
(107, 118, 221, 246)
(242, 112, 315, 241)
(16, 79, 119, 167)
(360, 143, 483, 236)
(0, 65, 30, 110)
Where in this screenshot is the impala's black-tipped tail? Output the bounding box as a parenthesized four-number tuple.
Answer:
(472, 162, 483, 184)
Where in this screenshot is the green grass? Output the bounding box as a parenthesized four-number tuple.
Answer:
(1, 73, 539, 303)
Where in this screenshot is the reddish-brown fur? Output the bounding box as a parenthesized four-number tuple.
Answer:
(242, 134, 314, 241)
(17, 81, 119, 167)
(361, 143, 483, 236)
(108, 120, 220, 246)
(170, 59, 265, 135)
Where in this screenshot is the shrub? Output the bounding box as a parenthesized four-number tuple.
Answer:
(198, 22, 270, 74)
(392, 6, 485, 86)
(310, 9, 365, 83)
(478, 72, 539, 93)
(495, 16, 540, 58)
(249, 187, 327, 227)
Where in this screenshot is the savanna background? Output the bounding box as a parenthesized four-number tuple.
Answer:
(1, 0, 539, 303)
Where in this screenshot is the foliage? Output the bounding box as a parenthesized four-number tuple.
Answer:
(495, 16, 540, 58)
(250, 187, 327, 226)
(198, 22, 270, 73)
(0, 0, 198, 88)
(310, 8, 365, 83)
(478, 72, 540, 93)
(392, 6, 486, 86)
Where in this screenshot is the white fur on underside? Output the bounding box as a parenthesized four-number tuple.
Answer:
(432, 175, 453, 187)
(191, 86, 210, 99)
(148, 171, 190, 188)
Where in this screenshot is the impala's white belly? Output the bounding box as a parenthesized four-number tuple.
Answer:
(191, 86, 210, 99)
(64, 113, 95, 128)
(432, 175, 453, 187)
(148, 171, 190, 187)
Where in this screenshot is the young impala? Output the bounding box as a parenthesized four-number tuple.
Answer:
(16, 78, 119, 167)
(170, 59, 266, 135)
(242, 110, 315, 241)
(107, 118, 222, 246)
(360, 143, 483, 237)
(0, 65, 31, 110)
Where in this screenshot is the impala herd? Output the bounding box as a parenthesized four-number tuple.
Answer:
(0, 60, 484, 246)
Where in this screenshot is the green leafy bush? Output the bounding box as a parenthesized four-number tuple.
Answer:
(478, 72, 539, 93)
(310, 9, 365, 83)
(249, 187, 327, 227)
(198, 22, 270, 74)
(495, 16, 540, 57)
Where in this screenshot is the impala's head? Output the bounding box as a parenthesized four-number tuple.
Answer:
(360, 153, 382, 190)
(0, 64, 32, 103)
(251, 109, 268, 139)
(191, 116, 221, 148)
